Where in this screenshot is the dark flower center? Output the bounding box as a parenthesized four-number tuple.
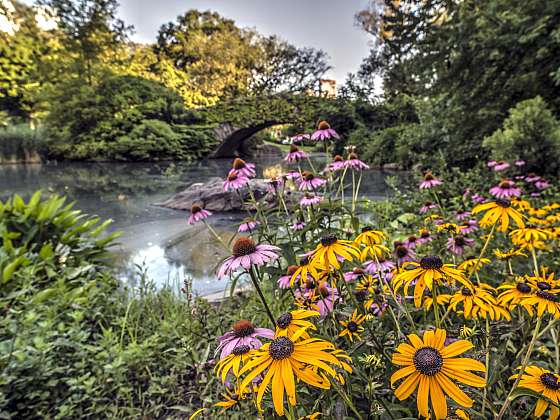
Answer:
(424, 172, 435, 181)
(269, 337, 295, 360)
(317, 120, 330, 130)
(348, 152, 358, 160)
(191, 204, 202, 214)
(287, 265, 299, 275)
(537, 282, 552, 291)
(276, 313, 293, 329)
(289, 144, 299, 153)
(354, 290, 368, 302)
(516, 282, 531, 293)
(420, 256, 443, 270)
(303, 171, 315, 181)
(424, 201, 433, 206)
(499, 180, 512, 189)
(413, 347, 443, 376)
(318, 283, 330, 298)
(454, 235, 466, 247)
(232, 237, 257, 257)
(536, 291, 559, 302)
(362, 226, 373, 233)
(395, 246, 409, 258)
(353, 268, 365, 276)
(408, 236, 417, 243)
(305, 279, 316, 289)
(420, 230, 430, 238)
(321, 234, 338, 246)
(461, 287, 473, 296)
(347, 321, 358, 332)
(232, 158, 247, 170)
(232, 320, 255, 337)
(300, 256, 311, 265)
(540, 373, 560, 390)
(334, 155, 343, 162)
(232, 345, 251, 356)
(495, 199, 511, 208)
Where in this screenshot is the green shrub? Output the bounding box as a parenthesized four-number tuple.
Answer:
(483, 96, 560, 175)
(0, 124, 45, 163)
(0, 192, 254, 418)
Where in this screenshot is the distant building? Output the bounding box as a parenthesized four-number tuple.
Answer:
(319, 79, 337, 98)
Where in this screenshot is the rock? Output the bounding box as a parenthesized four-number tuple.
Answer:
(156, 177, 273, 212)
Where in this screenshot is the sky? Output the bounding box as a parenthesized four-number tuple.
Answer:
(112, 0, 373, 83)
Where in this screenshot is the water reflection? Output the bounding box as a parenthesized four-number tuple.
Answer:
(0, 156, 405, 297)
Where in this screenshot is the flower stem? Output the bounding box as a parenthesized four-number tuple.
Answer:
(530, 248, 539, 276)
(248, 267, 276, 328)
(331, 380, 363, 420)
(496, 316, 542, 419)
(481, 317, 491, 417)
(202, 220, 230, 252)
(432, 285, 441, 328)
(467, 222, 497, 282)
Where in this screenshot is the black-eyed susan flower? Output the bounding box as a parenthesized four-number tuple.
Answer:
(447, 284, 511, 321)
(458, 256, 490, 273)
(311, 233, 360, 270)
(436, 223, 466, 235)
(239, 329, 350, 416)
(422, 294, 451, 311)
(509, 366, 560, 418)
(497, 280, 535, 315)
(521, 287, 560, 318)
(339, 309, 366, 342)
(275, 310, 319, 339)
(494, 248, 527, 261)
(510, 226, 550, 250)
(298, 412, 322, 420)
(214, 385, 253, 414)
(290, 255, 321, 286)
(360, 243, 390, 262)
(472, 199, 525, 232)
(393, 256, 473, 307)
(215, 344, 253, 383)
(391, 328, 485, 419)
(525, 268, 560, 291)
(354, 226, 386, 246)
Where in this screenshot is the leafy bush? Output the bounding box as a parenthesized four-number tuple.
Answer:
(483, 96, 560, 175)
(0, 124, 45, 163)
(0, 192, 257, 419)
(45, 75, 219, 161)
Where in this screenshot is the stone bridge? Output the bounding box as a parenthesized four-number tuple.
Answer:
(196, 95, 328, 158)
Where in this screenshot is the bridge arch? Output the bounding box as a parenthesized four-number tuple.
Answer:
(210, 121, 287, 158)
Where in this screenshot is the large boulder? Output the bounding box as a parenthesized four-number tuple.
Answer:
(156, 177, 273, 212)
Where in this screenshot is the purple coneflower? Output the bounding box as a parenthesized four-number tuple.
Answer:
(489, 179, 522, 199)
(238, 219, 260, 233)
(291, 133, 310, 144)
(446, 235, 474, 256)
(284, 144, 308, 163)
(420, 201, 437, 214)
(493, 161, 510, 171)
(265, 177, 283, 194)
(291, 220, 306, 231)
(367, 301, 388, 317)
(394, 241, 416, 265)
(417, 229, 433, 245)
(298, 172, 326, 191)
(229, 158, 256, 178)
(525, 173, 541, 183)
(404, 235, 419, 249)
(223, 172, 249, 192)
(455, 209, 471, 221)
(471, 193, 486, 203)
(328, 155, 345, 172)
(487, 160, 497, 168)
(364, 258, 395, 278)
(278, 265, 299, 289)
(299, 193, 322, 207)
(460, 219, 478, 234)
(188, 204, 212, 225)
(515, 160, 526, 167)
(315, 281, 340, 318)
(283, 170, 301, 181)
(217, 237, 280, 278)
(311, 120, 340, 141)
(344, 152, 370, 170)
(216, 319, 274, 359)
(535, 179, 550, 190)
(419, 171, 443, 189)
(343, 267, 367, 282)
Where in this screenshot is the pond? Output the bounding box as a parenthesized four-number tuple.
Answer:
(0, 156, 403, 298)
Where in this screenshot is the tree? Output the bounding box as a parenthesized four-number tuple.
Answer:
(249, 35, 331, 94)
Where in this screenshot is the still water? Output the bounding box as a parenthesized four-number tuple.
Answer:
(1, 156, 400, 298)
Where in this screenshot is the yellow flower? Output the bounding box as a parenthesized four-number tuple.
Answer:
(360, 243, 390, 261)
(310, 233, 360, 270)
(447, 284, 511, 321)
(497, 280, 535, 315)
(459, 325, 476, 339)
(339, 309, 366, 342)
(521, 287, 560, 318)
(494, 248, 527, 261)
(391, 328, 485, 419)
(275, 310, 319, 340)
(525, 268, 560, 290)
(510, 226, 551, 250)
(423, 294, 451, 311)
(511, 197, 531, 211)
(509, 366, 560, 418)
(298, 412, 322, 420)
(425, 214, 443, 223)
(457, 257, 490, 273)
(239, 329, 351, 416)
(453, 408, 470, 419)
(215, 344, 253, 383)
(290, 255, 321, 286)
(436, 223, 465, 235)
(214, 385, 252, 414)
(472, 199, 524, 232)
(354, 226, 386, 246)
(392, 256, 473, 307)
